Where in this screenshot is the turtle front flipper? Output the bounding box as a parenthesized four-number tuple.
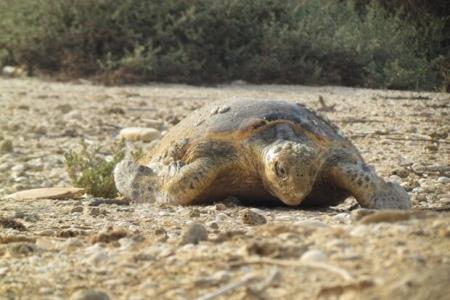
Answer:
(329, 161, 411, 209)
(114, 158, 159, 203)
(158, 157, 227, 205)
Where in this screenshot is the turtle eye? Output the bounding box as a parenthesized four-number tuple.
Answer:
(274, 162, 287, 178)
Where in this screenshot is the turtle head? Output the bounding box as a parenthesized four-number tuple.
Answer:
(263, 141, 320, 206)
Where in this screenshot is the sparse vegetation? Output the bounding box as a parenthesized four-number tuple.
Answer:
(64, 140, 126, 198)
(0, 0, 448, 90)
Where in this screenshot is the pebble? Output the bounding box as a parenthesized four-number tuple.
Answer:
(70, 289, 110, 300)
(388, 175, 402, 185)
(118, 127, 161, 142)
(412, 187, 424, 194)
(180, 223, 208, 245)
(240, 209, 267, 225)
(300, 249, 328, 263)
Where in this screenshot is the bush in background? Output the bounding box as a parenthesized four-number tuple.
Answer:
(0, 0, 447, 90)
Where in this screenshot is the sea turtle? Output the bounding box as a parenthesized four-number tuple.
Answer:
(114, 99, 411, 209)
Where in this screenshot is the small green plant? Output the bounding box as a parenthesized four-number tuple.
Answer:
(64, 139, 126, 198)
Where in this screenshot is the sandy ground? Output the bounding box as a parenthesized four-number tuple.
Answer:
(0, 78, 449, 300)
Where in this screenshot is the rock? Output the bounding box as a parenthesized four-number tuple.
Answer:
(241, 209, 267, 225)
(6, 187, 85, 200)
(118, 127, 161, 142)
(70, 289, 110, 300)
(180, 223, 208, 245)
(71, 206, 84, 213)
(300, 249, 328, 263)
(11, 164, 26, 175)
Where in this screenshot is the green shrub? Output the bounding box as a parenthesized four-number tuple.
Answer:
(0, 0, 446, 90)
(64, 140, 126, 198)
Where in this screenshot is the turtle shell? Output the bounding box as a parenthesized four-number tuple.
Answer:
(149, 99, 347, 160)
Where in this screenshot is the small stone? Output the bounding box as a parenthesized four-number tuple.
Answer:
(0, 140, 13, 153)
(241, 209, 267, 226)
(180, 223, 208, 245)
(11, 164, 26, 175)
(70, 289, 110, 300)
(71, 206, 84, 213)
(300, 249, 328, 263)
(389, 175, 402, 185)
(119, 127, 161, 142)
(89, 207, 101, 216)
(437, 177, 450, 185)
(412, 187, 424, 194)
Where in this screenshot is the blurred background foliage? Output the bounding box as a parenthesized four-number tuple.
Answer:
(0, 0, 448, 90)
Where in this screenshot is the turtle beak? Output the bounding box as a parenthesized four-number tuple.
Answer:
(278, 191, 307, 206)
